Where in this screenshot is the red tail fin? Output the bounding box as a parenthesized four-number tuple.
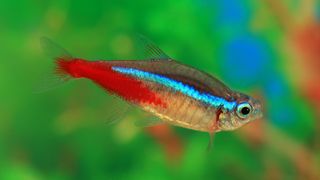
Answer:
(55, 58, 77, 78)
(41, 37, 74, 76)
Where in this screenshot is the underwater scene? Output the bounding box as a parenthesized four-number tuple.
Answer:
(0, 0, 319, 179)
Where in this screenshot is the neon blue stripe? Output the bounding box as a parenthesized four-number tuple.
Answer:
(112, 66, 236, 111)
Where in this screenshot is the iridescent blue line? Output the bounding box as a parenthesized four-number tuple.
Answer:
(112, 66, 237, 111)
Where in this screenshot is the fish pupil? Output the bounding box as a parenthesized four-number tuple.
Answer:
(241, 107, 250, 115)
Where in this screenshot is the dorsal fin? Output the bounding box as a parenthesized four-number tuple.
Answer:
(138, 35, 171, 61)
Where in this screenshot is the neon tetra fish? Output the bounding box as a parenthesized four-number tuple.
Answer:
(41, 37, 262, 137)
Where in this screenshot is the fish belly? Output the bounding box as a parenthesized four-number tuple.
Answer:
(139, 84, 216, 132)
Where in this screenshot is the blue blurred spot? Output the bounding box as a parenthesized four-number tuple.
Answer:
(201, 0, 250, 26)
(269, 105, 295, 125)
(264, 76, 296, 124)
(264, 75, 288, 99)
(218, 0, 249, 25)
(219, 34, 269, 87)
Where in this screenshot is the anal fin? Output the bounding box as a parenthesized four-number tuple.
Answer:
(134, 116, 164, 127)
(104, 96, 133, 126)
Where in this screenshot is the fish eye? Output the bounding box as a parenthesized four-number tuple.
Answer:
(236, 103, 252, 119)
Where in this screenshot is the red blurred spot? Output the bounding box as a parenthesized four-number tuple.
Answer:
(289, 21, 320, 152)
(288, 22, 320, 104)
(304, 84, 320, 105)
(290, 22, 320, 68)
(145, 125, 183, 163)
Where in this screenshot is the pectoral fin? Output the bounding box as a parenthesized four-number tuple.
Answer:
(206, 132, 215, 152)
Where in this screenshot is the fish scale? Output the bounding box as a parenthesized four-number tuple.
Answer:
(175, 94, 189, 123)
(140, 82, 213, 131)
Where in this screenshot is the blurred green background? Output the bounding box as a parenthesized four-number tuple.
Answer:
(1, 0, 319, 179)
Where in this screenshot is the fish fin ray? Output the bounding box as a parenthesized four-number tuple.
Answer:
(134, 116, 164, 127)
(33, 73, 71, 93)
(206, 132, 215, 152)
(104, 97, 133, 126)
(35, 37, 73, 93)
(40, 37, 73, 61)
(137, 34, 171, 61)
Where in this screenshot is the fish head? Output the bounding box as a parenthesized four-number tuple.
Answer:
(217, 93, 263, 131)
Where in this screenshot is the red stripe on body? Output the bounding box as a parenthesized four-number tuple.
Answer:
(56, 58, 165, 106)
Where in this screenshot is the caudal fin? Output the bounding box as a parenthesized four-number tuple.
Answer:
(34, 37, 74, 93)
